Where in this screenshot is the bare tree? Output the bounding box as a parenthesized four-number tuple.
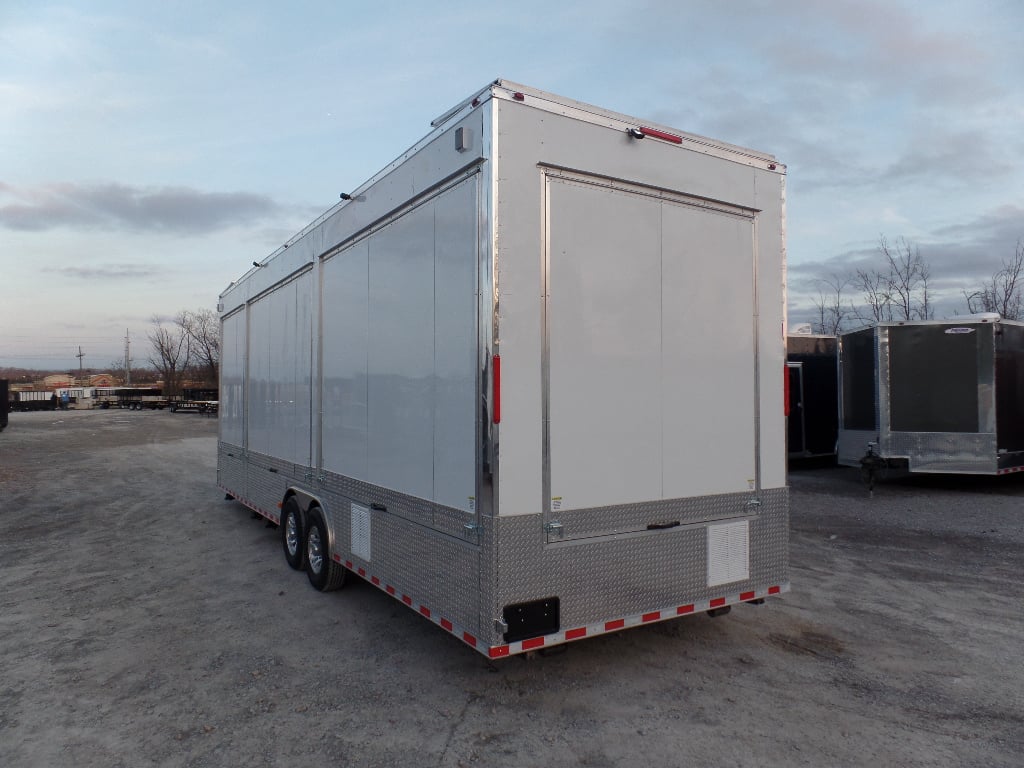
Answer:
(853, 267, 892, 323)
(148, 316, 191, 397)
(879, 236, 931, 320)
(963, 239, 1024, 320)
(810, 272, 851, 334)
(176, 308, 220, 386)
(107, 358, 127, 384)
(853, 236, 932, 323)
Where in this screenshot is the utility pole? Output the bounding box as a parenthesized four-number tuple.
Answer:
(76, 346, 85, 380)
(124, 330, 132, 386)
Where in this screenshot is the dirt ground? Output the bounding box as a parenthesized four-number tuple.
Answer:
(1, 410, 1021, 767)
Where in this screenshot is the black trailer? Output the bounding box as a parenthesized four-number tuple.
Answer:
(1, 380, 8, 431)
(8, 391, 58, 412)
(169, 387, 219, 415)
(786, 335, 838, 460)
(116, 387, 168, 410)
(836, 315, 1024, 474)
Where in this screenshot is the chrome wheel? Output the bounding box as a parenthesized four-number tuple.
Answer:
(307, 527, 323, 575)
(285, 514, 299, 558)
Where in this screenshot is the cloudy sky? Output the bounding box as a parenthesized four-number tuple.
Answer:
(2, 0, 1021, 370)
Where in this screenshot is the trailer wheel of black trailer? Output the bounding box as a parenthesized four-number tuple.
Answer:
(281, 497, 305, 571)
(304, 508, 346, 591)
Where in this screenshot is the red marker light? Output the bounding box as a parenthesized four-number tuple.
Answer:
(492, 355, 501, 423)
(513, 92, 525, 101)
(639, 126, 683, 144)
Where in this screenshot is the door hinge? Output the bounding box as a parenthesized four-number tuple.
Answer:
(544, 521, 564, 537)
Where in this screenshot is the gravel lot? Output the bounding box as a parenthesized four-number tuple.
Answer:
(1, 409, 1022, 767)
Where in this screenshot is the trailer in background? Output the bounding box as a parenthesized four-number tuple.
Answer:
(786, 334, 838, 461)
(170, 388, 218, 415)
(0, 380, 8, 431)
(115, 387, 168, 410)
(218, 79, 789, 657)
(8, 390, 58, 412)
(837, 315, 1024, 474)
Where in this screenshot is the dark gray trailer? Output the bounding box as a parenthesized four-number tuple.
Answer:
(837, 315, 1024, 475)
(1, 380, 8, 431)
(786, 335, 838, 460)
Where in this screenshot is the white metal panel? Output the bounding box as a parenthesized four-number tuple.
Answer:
(661, 204, 757, 497)
(267, 285, 291, 457)
(246, 273, 313, 465)
(754, 170, 787, 490)
(288, 273, 314, 466)
(321, 240, 370, 479)
(367, 203, 435, 500)
(433, 177, 478, 512)
(220, 310, 245, 446)
(247, 295, 271, 456)
(547, 177, 664, 511)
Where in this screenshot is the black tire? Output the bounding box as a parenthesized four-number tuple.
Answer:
(305, 508, 346, 592)
(280, 497, 305, 571)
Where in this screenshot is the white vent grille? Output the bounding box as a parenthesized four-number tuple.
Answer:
(351, 503, 371, 562)
(707, 520, 749, 587)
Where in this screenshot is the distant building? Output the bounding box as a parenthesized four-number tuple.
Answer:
(43, 374, 74, 389)
(89, 373, 118, 387)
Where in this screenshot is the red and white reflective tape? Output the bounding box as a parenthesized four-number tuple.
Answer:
(220, 485, 789, 658)
(334, 551, 788, 659)
(219, 484, 281, 525)
(486, 583, 789, 658)
(997, 465, 1024, 475)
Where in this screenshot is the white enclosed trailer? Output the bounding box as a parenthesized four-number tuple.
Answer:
(218, 80, 789, 658)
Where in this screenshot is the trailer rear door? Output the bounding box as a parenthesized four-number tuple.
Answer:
(543, 171, 758, 532)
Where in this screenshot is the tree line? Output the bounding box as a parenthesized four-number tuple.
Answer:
(144, 309, 220, 396)
(809, 237, 1024, 335)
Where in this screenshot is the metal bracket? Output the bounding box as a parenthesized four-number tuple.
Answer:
(544, 521, 564, 538)
(494, 617, 508, 634)
(746, 498, 762, 509)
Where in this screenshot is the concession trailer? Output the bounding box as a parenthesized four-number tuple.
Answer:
(837, 315, 1024, 475)
(217, 80, 789, 657)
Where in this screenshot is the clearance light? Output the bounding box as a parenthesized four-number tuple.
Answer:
(512, 92, 525, 101)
